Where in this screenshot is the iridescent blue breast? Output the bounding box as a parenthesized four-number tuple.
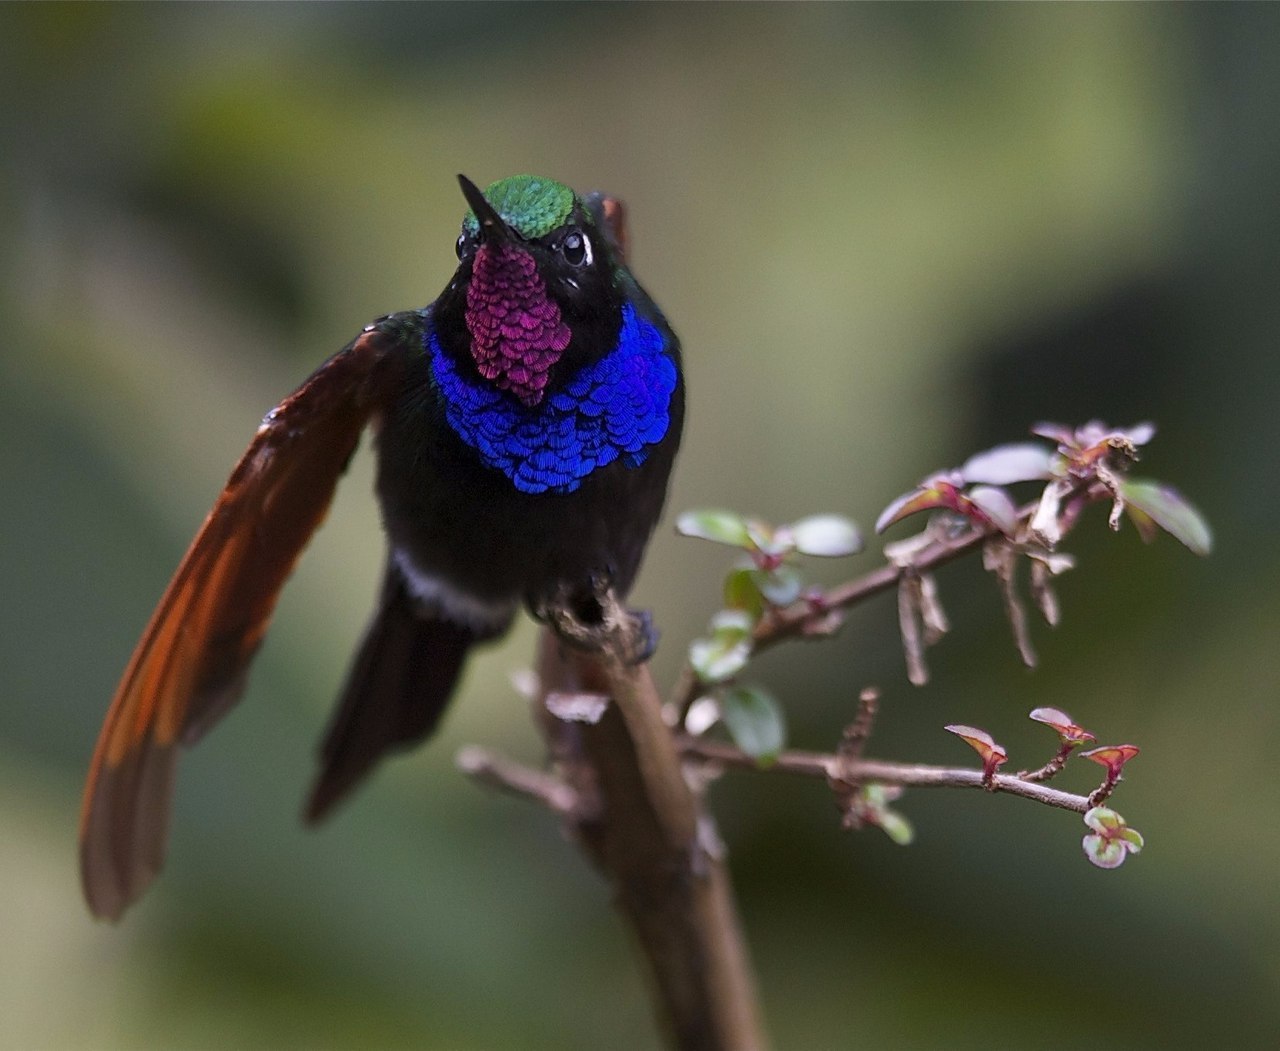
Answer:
(427, 303, 678, 494)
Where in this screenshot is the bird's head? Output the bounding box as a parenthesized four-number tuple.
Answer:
(437, 174, 628, 407)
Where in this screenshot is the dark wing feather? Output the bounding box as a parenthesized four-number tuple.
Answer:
(80, 316, 417, 920)
(302, 564, 477, 824)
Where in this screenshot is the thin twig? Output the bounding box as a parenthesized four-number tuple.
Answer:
(1018, 743, 1075, 783)
(839, 688, 880, 764)
(668, 521, 994, 715)
(762, 482, 1107, 650)
(897, 570, 929, 686)
(984, 538, 1037, 668)
(757, 522, 991, 648)
(828, 688, 881, 815)
(680, 738, 1093, 814)
(456, 746, 580, 816)
(668, 484, 1111, 717)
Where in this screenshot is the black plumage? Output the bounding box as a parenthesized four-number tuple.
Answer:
(81, 173, 683, 918)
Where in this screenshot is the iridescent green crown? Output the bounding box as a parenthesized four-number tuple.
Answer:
(462, 175, 576, 240)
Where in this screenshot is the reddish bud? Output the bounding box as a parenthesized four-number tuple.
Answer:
(1080, 744, 1140, 782)
(944, 724, 1008, 784)
(877, 478, 1018, 537)
(876, 478, 964, 533)
(1028, 707, 1096, 747)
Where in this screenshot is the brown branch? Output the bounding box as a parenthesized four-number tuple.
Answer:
(535, 602, 767, 1051)
(680, 737, 1094, 814)
(756, 521, 989, 650)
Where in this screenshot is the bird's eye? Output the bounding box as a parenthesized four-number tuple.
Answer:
(561, 229, 591, 267)
(455, 234, 468, 260)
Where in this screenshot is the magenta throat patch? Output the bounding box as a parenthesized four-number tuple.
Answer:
(465, 242, 572, 406)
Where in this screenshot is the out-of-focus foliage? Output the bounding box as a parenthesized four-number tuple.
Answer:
(1, 4, 1277, 1048)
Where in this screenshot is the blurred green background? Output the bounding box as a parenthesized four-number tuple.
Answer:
(2, 4, 1276, 1048)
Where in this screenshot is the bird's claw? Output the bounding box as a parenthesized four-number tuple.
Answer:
(539, 579, 658, 665)
(622, 608, 659, 665)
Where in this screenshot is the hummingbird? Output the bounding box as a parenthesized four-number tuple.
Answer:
(80, 174, 684, 920)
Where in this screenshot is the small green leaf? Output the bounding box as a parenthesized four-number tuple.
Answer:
(723, 566, 765, 617)
(786, 514, 864, 557)
(684, 696, 721, 736)
(1118, 478, 1212, 555)
(721, 684, 786, 761)
(860, 783, 901, 807)
(676, 509, 752, 548)
(1083, 806, 1129, 834)
(877, 809, 915, 846)
(745, 519, 789, 558)
(689, 610, 755, 683)
(848, 785, 914, 844)
(710, 608, 755, 635)
(752, 565, 804, 606)
(689, 635, 751, 683)
(1082, 807, 1143, 869)
(1083, 833, 1129, 869)
(1123, 502, 1162, 544)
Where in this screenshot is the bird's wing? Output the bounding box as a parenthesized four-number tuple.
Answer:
(80, 313, 421, 920)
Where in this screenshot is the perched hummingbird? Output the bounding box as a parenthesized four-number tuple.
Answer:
(80, 174, 684, 920)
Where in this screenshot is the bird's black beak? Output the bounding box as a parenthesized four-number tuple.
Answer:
(457, 174, 511, 244)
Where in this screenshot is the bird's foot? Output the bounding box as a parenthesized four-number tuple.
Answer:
(622, 608, 659, 665)
(539, 577, 658, 666)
